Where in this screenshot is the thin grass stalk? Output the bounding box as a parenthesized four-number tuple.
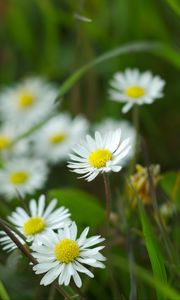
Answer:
(103, 173, 112, 230)
(141, 138, 179, 268)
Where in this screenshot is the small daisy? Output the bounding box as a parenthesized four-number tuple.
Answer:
(32, 222, 105, 287)
(95, 118, 135, 165)
(109, 68, 165, 113)
(68, 129, 131, 181)
(32, 113, 89, 164)
(0, 77, 58, 131)
(5, 194, 71, 246)
(0, 231, 25, 252)
(0, 124, 31, 158)
(160, 202, 177, 219)
(0, 158, 48, 199)
(0, 126, 13, 152)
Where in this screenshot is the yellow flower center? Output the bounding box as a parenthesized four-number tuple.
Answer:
(88, 148, 112, 168)
(125, 86, 145, 98)
(0, 135, 11, 150)
(54, 239, 80, 263)
(49, 133, 66, 144)
(9, 171, 29, 185)
(23, 217, 46, 236)
(18, 92, 35, 108)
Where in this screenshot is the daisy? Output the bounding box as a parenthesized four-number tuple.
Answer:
(109, 68, 165, 113)
(32, 222, 105, 287)
(68, 129, 131, 181)
(0, 158, 48, 199)
(95, 118, 135, 165)
(0, 77, 58, 131)
(0, 124, 31, 158)
(0, 231, 25, 252)
(5, 194, 71, 247)
(32, 113, 89, 164)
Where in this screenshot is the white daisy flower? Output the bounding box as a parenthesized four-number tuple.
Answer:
(4, 194, 71, 247)
(95, 118, 135, 165)
(109, 68, 165, 113)
(0, 77, 58, 131)
(0, 158, 48, 199)
(68, 129, 131, 182)
(32, 113, 89, 164)
(32, 222, 105, 287)
(0, 124, 31, 158)
(0, 231, 25, 252)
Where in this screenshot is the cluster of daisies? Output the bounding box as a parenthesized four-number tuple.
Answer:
(0, 68, 165, 288)
(0, 195, 106, 287)
(0, 71, 152, 200)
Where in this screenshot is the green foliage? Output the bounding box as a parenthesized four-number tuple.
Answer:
(160, 171, 180, 203)
(0, 281, 10, 300)
(165, 0, 180, 16)
(112, 255, 180, 300)
(48, 188, 105, 230)
(0, 0, 180, 299)
(138, 202, 167, 300)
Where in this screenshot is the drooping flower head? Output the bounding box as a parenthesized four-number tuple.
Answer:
(32, 113, 89, 164)
(95, 118, 135, 166)
(128, 164, 161, 206)
(0, 158, 48, 199)
(0, 77, 58, 131)
(68, 129, 131, 181)
(32, 222, 105, 287)
(0, 195, 71, 251)
(109, 69, 165, 113)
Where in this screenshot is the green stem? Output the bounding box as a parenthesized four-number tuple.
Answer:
(0, 218, 26, 242)
(103, 173, 112, 230)
(128, 105, 140, 177)
(132, 105, 140, 165)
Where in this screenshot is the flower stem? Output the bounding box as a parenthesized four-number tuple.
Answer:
(0, 218, 26, 242)
(132, 105, 140, 169)
(0, 219, 79, 300)
(103, 173, 112, 229)
(0, 219, 36, 263)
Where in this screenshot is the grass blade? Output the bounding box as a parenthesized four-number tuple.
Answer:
(0, 281, 10, 300)
(57, 41, 158, 98)
(138, 202, 167, 300)
(165, 0, 180, 16)
(112, 255, 180, 300)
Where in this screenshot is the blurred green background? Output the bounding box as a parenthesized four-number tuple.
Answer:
(0, 1, 180, 300)
(0, 0, 180, 170)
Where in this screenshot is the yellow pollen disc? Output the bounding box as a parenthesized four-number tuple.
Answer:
(0, 135, 11, 150)
(54, 239, 80, 263)
(9, 171, 29, 185)
(89, 148, 112, 168)
(49, 133, 66, 144)
(18, 92, 34, 108)
(23, 217, 45, 236)
(125, 86, 145, 98)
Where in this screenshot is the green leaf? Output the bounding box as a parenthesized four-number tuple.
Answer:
(160, 171, 180, 203)
(48, 188, 105, 230)
(138, 202, 167, 300)
(165, 0, 180, 16)
(0, 281, 10, 300)
(112, 255, 180, 300)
